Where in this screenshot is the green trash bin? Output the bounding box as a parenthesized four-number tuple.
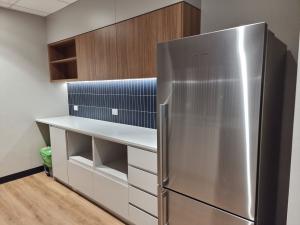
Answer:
(40, 146, 52, 176)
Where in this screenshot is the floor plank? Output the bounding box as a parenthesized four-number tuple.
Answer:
(0, 173, 125, 225)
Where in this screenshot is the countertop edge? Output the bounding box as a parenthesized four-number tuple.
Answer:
(36, 117, 157, 152)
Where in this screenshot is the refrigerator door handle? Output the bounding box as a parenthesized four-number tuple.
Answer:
(159, 103, 169, 186)
(159, 188, 169, 225)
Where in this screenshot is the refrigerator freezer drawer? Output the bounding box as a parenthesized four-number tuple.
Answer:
(129, 186, 158, 217)
(128, 146, 157, 174)
(128, 166, 158, 195)
(129, 204, 158, 225)
(164, 189, 254, 225)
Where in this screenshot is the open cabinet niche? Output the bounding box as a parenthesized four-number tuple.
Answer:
(67, 131, 93, 167)
(93, 138, 128, 183)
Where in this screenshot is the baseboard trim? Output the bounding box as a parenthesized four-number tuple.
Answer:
(0, 166, 44, 184)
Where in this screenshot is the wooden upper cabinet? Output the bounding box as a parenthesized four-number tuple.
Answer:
(48, 39, 78, 82)
(94, 25, 117, 80)
(116, 12, 158, 78)
(157, 3, 183, 43)
(76, 32, 96, 81)
(48, 2, 200, 81)
(182, 3, 201, 37)
(76, 25, 117, 81)
(116, 2, 201, 78)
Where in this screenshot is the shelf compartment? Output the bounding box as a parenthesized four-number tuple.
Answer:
(95, 159, 128, 183)
(50, 60, 78, 81)
(48, 38, 78, 81)
(93, 137, 128, 182)
(67, 131, 93, 167)
(48, 39, 76, 61)
(69, 155, 93, 168)
(50, 57, 77, 64)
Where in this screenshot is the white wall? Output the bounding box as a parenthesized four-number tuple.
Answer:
(0, 8, 68, 178)
(46, 0, 115, 44)
(46, 0, 201, 44)
(287, 36, 300, 225)
(201, 0, 300, 59)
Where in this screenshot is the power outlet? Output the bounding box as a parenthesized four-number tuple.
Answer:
(112, 108, 118, 116)
(74, 105, 79, 111)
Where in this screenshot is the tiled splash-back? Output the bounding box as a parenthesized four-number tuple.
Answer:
(68, 78, 157, 129)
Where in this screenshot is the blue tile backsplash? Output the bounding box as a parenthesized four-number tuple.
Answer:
(68, 78, 157, 129)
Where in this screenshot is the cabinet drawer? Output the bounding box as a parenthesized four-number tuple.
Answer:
(128, 146, 157, 173)
(68, 160, 93, 198)
(128, 166, 157, 195)
(93, 171, 129, 219)
(50, 126, 68, 184)
(129, 186, 158, 216)
(129, 205, 158, 225)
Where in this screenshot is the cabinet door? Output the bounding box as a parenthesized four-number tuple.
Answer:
(116, 12, 158, 78)
(182, 3, 201, 37)
(76, 32, 95, 81)
(93, 171, 129, 219)
(68, 160, 94, 198)
(157, 3, 183, 43)
(116, 17, 140, 78)
(94, 25, 117, 80)
(50, 126, 68, 184)
(157, 2, 200, 42)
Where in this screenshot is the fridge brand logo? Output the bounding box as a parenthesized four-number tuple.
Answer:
(238, 27, 253, 219)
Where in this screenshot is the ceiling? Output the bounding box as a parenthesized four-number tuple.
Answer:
(0, 0, 79, 16)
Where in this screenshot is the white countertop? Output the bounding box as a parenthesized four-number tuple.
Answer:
(36, 116, 157, 152)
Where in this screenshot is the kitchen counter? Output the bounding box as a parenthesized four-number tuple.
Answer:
(36, 116, 157, 152)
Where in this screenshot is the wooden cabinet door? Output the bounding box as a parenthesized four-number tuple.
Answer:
(182, 3, 201, 37)
(116, 13, 158, 78)
(76, 32, 96, 81)
(50, 127, 68, 184)
(94, 25, 117, 80)
(157, 3, 183, 43)
(116, 18, 140, 78)
(75, 3, 200, 81)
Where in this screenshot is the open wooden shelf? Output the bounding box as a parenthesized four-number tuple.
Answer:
(50, 57, 77, 64)
(48, 38, 78, 81)
(51, 78, 78, 83)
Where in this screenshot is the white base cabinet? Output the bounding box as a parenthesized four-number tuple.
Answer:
(129, 205, 158, 225)
(128, 166, 158, 195)
(128, 146, 157, 173)
(49, 127, 158, 225)
(129, 186, 158, 217)
(127, 146, 158, 225)
(68, 160, 94, 198)
(93, 171, 129, 219)
(50, 126, 68, 184)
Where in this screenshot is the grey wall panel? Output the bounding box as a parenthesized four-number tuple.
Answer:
(201, 0, 300, 59)
(0, 8, 68, 177)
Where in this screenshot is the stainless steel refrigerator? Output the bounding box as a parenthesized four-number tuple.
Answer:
(157, 23, 287, 225)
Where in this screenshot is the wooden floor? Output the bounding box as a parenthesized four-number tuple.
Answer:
(0, 173, 125, 225)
